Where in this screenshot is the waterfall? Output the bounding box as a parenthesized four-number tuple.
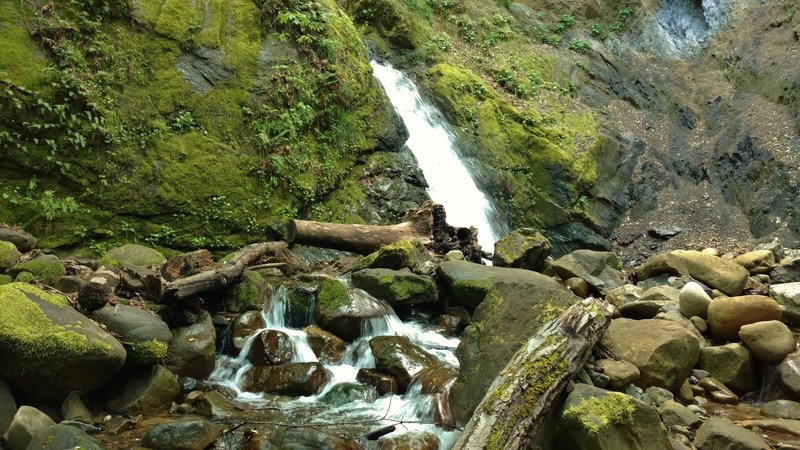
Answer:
(370, 60, 502, 251)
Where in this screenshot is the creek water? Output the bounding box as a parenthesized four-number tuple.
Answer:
(210, 284, 462, 448)
(370, 60, 503, 252)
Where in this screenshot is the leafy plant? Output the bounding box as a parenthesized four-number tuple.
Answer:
(568, 39, 591, 53)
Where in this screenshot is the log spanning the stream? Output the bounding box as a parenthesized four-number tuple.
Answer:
(452, 297, 615, 450)
(287, 201, 484, 262)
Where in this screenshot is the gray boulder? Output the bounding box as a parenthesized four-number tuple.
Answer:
(165, 312, 216, 379)
(739, 320, 796, 364)
(602, 318, 700, 392)
(595, 359, 640, 390)
(770, 282, 800, 323)
(0, 227, 36, 252)
(0, 376, 16, 435)
(106, 365, 180, 415)
(698, 343, 757, 393)
(693, 417, 770, 449)
(492, 228, 551, 271)
(25, 424, 102, 450)
(552, 250, 625, 296)
(142, 418, 220, 450)
(779, 351, 800, 399)
(92, 304, 171, 366)
(772, 258, 800, 283)
(761, 400, 800, 419)
(3, 406, 55, 450)
(555, 384, 672, 450)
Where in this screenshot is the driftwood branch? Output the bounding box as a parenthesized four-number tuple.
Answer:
(163, 242, 302, 301)
(287, 201, 484, 262)
(452, 297, 615, 450)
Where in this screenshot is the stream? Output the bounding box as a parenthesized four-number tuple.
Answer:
(207, 61, 503, 449)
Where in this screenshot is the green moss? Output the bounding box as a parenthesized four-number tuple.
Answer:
(99, 244, 166, 268)
(562, 392, 636, 435)
(13, 256, 66, 285)
(0, 275, 12, 286)
(355, 239, 430, 270)
(451, 278, 493, 308)
(317, 278, 351, 311)
(226, 270, 266, 312)
(0, 241, 21, 270)
(0, 1, 49, 91)
(126, 339, 169, 366)
(0, 283, 106, 369)
(14, 271, 35, 283)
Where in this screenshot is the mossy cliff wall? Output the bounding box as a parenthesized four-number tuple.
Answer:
(0, 0, 405, 251)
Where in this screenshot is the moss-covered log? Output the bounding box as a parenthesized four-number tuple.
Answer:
(452, 297, 615, 450)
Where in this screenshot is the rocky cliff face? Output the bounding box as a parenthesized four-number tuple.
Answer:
(0, 0, 797, 256)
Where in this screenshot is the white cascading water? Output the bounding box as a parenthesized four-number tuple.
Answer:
(209, 284, 463, 448)
(370, 60, 502, 251)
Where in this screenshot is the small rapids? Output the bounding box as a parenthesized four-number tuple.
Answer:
(209, 284, 462, 448)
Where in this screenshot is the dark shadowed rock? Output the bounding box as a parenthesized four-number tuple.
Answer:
(304, 324, 347, 364)
(241, 363, 329, 396)
(0, 227, 36, 252)
(248, 330, 294, 365)
(370, 336, 441, 390)
(142, 418, 220, 450)
(553, 250, 625, 296)
(231, 310, 265, 351)
(4, 406, 55, 450)
(106, 365, 180, 415)
(26, 424, 103, 450)
(315, 278, 390, 341)
(693, 418, 769, 449)
(166, 312, 217, 379)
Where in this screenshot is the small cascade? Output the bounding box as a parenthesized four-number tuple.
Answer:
(370, 60, 504, 251)
(758, 364, 781, 403)
(209, 282, 462, 448)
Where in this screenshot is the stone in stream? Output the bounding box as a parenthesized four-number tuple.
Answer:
(772, 258, 800, 284)
(304, 324, 347, 364)
(491, 228, 551, 271)
(357, 369, 399, 395)
(554, 384, 672, 450)
(679, 281, 712, 318)
(260, 428, 360, 450)
(3, 406, 56, 450)
(770, 282, 800, 323)
(693, 417, 770, 449)
(8, 254, 65, 285)
(761, 400, 800, 419)
(739, 320, 796, 364)
(0, 283, 126, 401)
(552, 249, 625, 296)
(377, 431, 440, 450)
(354, 240, 434, 275)
(106, 365, 180, 415)
(0, 376, 16, 436)
(602, 318, 700, 392)
(99, 243, 166, 268)
(697, 377, 739, 404)
(658, 400, 703, 428)
(779, 351, 800, 399)
(314, 278, 390, 341)
(706, 295, 782, 340)
(247, 330, 294, 365)
(165, 312, 217, 379)
(436, 260, 566, 313)
(350, 268, 438, 307)
(25, 423, 103, 450)
(231, 310, 265, 351)
(280, 283, 316, 327)
(91, 303, 172, 366)
(223, 269, 267, 313)
(747, 418, 800, 437)
(0, 241, 20, 271)
(448, 279, 578, 423)
(411, 366, 458, 394)
(697, 343, 757, 393)
(0, 227, 36, 253)
(318, 382, 377, 406)
(733, 250, 776, 275)
(240, 363, 329, 396)
(369, 336, 441, 391)
(635, 250, 750, 296)
(142, 418, 220, 450)
(595, 359, 640, 390)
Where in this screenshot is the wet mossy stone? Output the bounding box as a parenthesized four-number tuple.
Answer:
(91, 304, 172, 366)
(318, 382, 378, 407)
(142, 418, 220, 450)
(492, 228, 552, 271)
(314, 278, 390, 341)
(14, 271, 35, 283)
(0, 241, 21, 271)
(165, 312, 217, 379)
(355, 240, 433, 275)
(9, 254, 65, 286)
(224, 269, 267, 313)
(99, 244, 166, 268)
(350, 268, 438, 307)
(556, 384, 672, 450)
(0, 283, 126, 401)
(106, 365, 180, 416)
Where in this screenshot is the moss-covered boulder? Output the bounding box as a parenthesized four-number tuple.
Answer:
(106, 365, 180, 415)
(554, 384, 672, 450)
(91, 304, 172, 366)
(0, 283, 126, 401)
(436, 260, 565, 313)
(0, 275, 13, 286)
(100, 244, 166, 268)
(224, 269, 267, 313)
(8, 255, 65, 286)
(492, 228, 552, 271)
(355, 240, 434, 274)
(448, 280, 579, 423)
(0, 241, 21, 271)
(350, 268, 438, 307)
(314, 278, 390, 341)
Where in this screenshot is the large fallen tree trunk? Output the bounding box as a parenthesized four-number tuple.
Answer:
(451, 297, 615, 450)
(163, 242, 304, 301)
(287, 201, 483, 261)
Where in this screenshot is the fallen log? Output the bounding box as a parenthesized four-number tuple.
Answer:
(287, 201, 483, 262)
(163, 242, 304, 301)
(451, 297, 615, 450)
